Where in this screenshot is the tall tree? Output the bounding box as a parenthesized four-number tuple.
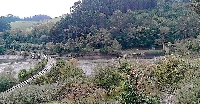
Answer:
(0, 16, 11, 32)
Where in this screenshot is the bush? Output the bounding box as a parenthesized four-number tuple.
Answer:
(0, 83, 61, 104)
(152, 56, 190, 91)
(93, 60, 160, 103)
(118, 61, 160, 104)
(0, 78, 106, 104)
(93, 66, 122, 94)
(175, 59, 200, 103)
(176, 77, 200, 104)
(121, 78, 160, 104)
(18, 69, 27, 82)
(0, 77, 16, 92)
(34, 59, 84, 85)
(0, 67, 17, 92)
(18, 59, 47, 82)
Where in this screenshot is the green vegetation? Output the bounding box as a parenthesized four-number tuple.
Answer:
(34, 59, 83, 85)
(0, 67, 17, 92)
(176, 76, 200, 103)
(0, 77, 16, 92)
(152, 56, 189, 91)
(93, 66, 122, 94)
(18, 59, 47, 82)
(0, 0, 198, 56)
(0, 59, 160, 103)
(1, 0, 200, 103)
(1, 56, 200, 103)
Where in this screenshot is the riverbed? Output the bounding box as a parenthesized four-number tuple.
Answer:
(0, 55, 39, 78)
(0, 55, 164, 79)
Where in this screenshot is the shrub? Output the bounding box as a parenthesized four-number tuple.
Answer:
(18, 69, 27, 82)
(93, 66, 122, 94)
(0, 83, 61, 104)
(18, 59, 47, 82)
(175, 59, 200, 103)
(34, 59, 47, 71)
(121, 78, 160, 104)
(176, 77, 200, 104)
(93, 60, 159, 103)
(118, 61, 160, 104)
(0, 77, 16, 92)
(0, 78, 107, 104)
(0, 67, 17, 92)
(34, 59, 84, 85)
(152, 56, 189, 91)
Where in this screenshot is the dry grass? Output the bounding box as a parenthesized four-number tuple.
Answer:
(10, 17, 62, 30)
(10, 21, 39, 30)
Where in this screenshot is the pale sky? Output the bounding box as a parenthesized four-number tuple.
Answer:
(0, 0, 80, 18)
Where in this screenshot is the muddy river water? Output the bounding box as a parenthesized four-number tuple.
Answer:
(0, 55, 163, 78)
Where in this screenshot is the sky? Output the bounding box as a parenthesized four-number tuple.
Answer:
(0, 0, 80, 18)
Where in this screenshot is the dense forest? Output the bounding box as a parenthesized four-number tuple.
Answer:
(0, 0, 199, 56)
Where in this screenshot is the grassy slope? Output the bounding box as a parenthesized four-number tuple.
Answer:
(10, 21, 39, 30)
(10, 17, 62, 30)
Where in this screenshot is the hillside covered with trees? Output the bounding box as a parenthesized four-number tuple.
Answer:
(0, 0, 199, 56)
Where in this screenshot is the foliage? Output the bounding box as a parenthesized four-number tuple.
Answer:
(173, 35, 200, 56)
(18, 59, 47, 82)
(34, 59, 84, 85)
(118, 61, 160, 104)
(0, 17, 11, 32)
(0, 79, 107, 104)
(18, 69, 28, 82)
(129, 55, 200, 103)
(49, 1, 199, 53)
(121, 77, 160, 104)
(152, 56, 187, 91)
(74, 0, 157, 15)
(23, 14, 51, 21)
(0, 66, 17, 92)
(191, 0, 200, 14)
(93, 58, 160, 103)
(0, 14, 21, 32)
(0, 77, 16, 92)
(0, 1, 198, 55)
(0, 83, 61, 104)
(173, 58, 200, 103)
(176, 76, 200, 103)
(93, 66, 122, 93)
(0, 0, 200, 103)
(0, 45, 6, 55)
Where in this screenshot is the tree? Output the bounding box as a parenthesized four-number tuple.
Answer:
(0, 77, 15, 92)
(191, 0, 200, 14)
(0, 66, 17, 92)
(23, 14, 51, 21)
(18, 69, 27, 82)
(0, 45, 6, 55)
(0, 16, 10, 32)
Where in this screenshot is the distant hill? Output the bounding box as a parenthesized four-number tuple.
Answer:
(22, 14, 51, 21)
